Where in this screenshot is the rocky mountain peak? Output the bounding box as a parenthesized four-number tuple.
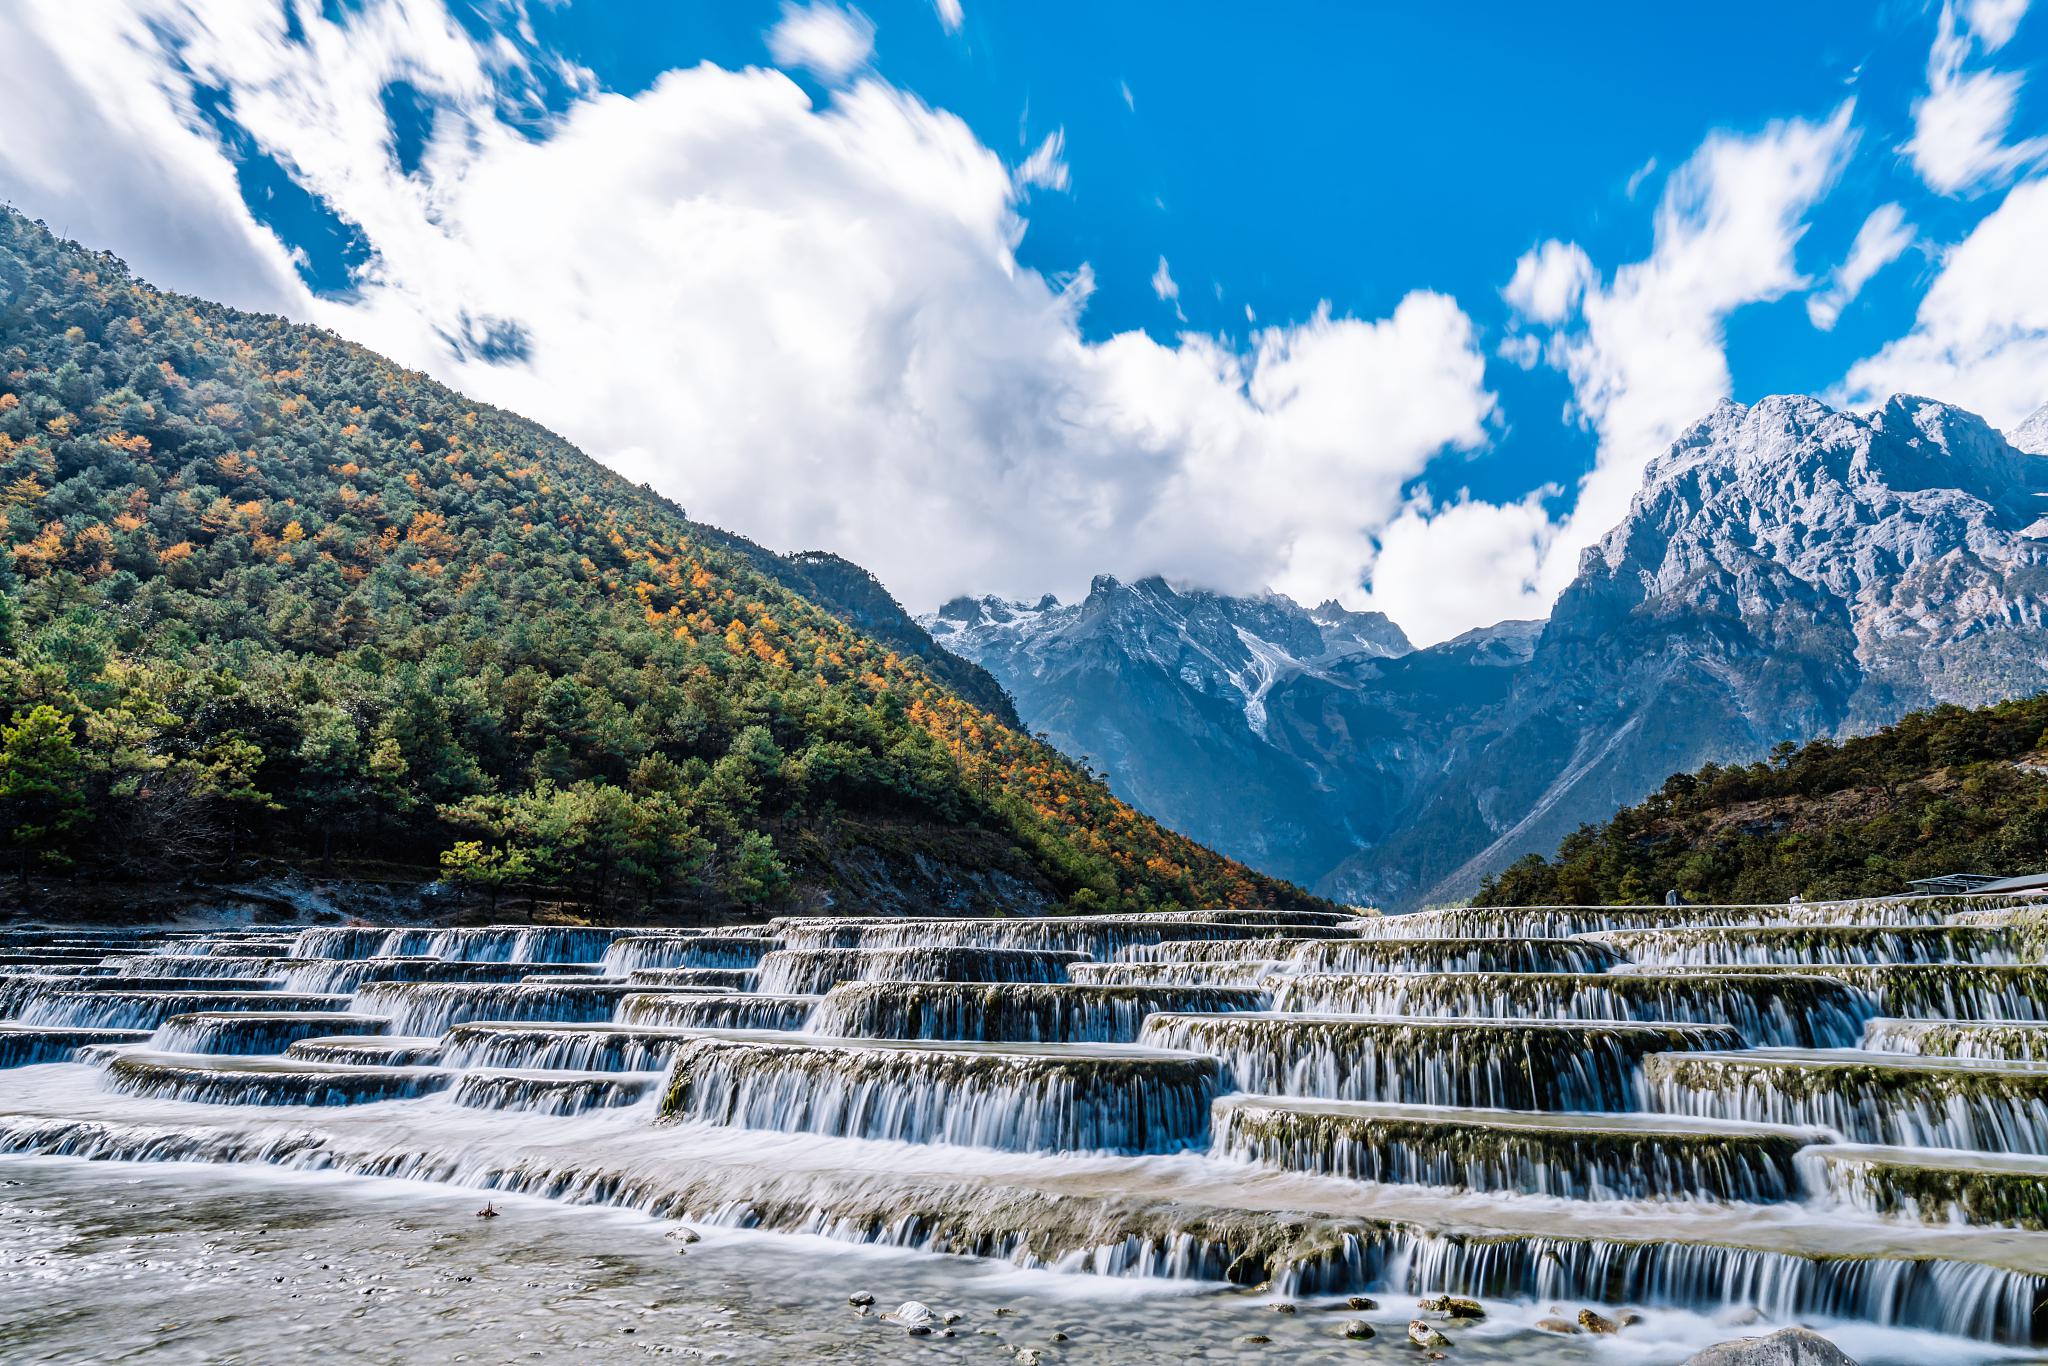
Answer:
(2011, 403, 2048, 457)
(929, 391, 2048, 912)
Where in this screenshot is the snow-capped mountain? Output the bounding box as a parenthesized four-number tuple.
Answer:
(929, 394, 2048, 909)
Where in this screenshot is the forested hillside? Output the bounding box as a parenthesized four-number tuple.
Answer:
(1476, 693, 2048, 906)
(0, 207, 1318, 918)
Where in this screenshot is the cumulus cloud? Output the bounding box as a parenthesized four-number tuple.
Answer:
(1837, 176, 2048, 428)
(0, 0, 1498, 634)
(767, 2, 875, 83)
(1503, 105, 1856, 593)
(1368, 106, 1863, 631)
(1905, 2, 2047, 194)
(1502, 241, 1593, 324)
(1966, 0, 2030, 51)
(1806, 202, 1915, 330)
(1360, 491, 1558, 647)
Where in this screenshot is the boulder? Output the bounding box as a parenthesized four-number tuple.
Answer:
(1682, 1327, 1860, 1366)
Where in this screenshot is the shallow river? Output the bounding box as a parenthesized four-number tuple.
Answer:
(0, 1156, 2027, 1365)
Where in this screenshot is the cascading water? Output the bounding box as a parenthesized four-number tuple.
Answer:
(1136, 1012, 1741, 1109)
(751, 946, 1085, 995)
(1270, 970, 1873, 1047)
(7, 892, 2048, 1354)
(1212, 1095, 1828, 1202)
(662, 1036, 1223, 1154)
(808, 981, 1268, 1043)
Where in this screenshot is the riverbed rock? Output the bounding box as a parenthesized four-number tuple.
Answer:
(1346, 1296, 1378, 1311)
(1535, 1317, 1579, 1334)
(1342, 1319, 1375, 1340)
(1578, 1309, 1618, 1333)
(1420, 1294, 1485, 1320)
(846, 1292, 874, 1308)
(1408, 1320, 1450, 1348)
(1681, 1328, 1859, 1366)
(882, 1300, 935, 1329)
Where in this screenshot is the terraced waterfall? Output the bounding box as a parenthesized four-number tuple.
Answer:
(5, 896, 2048, 1356)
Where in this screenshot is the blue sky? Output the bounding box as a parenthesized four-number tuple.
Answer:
(1, 0, 2044, 641)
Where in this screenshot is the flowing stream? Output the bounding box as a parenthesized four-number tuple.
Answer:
(2, 897, 2048, 1361)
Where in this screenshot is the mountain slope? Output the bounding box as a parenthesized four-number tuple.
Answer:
(687, 537, 1020, 728)
(927, 576, 1413, 885)
(1384, 394, 2048, 906)
(0, 207, 1318, 918)
(939, 394, 2048, 909)
(1475, 691, 2048, 906)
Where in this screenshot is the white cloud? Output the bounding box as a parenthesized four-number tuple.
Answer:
(1361, 491, 1558, 647)
(934, 0, 964, 34)
(1967, 0, 2031, 49)
(1625, 156, 1658, 199)
(0, 0, 1497, 637)
(1837, 176, 2048, 428)
(1806, 202, 1915, 330)
(1496, 332, 1543, 370)
(1905, 2, 2047, 194)
(1150, 254, 1179, 302)
(766, 2, 875, 84)
(1120, 80, 1135, 112)
(1502, 240, 1593, 324)
(1015, 129, 1068, 193)
(1503, 104, 1856, 596)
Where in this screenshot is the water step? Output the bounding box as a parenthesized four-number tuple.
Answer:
(1804, 1145, 2048, 1230)
(102, 1052, 453, 1105)
(278, 957, 593, 993)
(752, 947, 1087, 995)
(624, 967, 754, 990)
(1268, 971, 1872, 1048)
(600, 934, 777, 973)
(179, 940, 292, 959)
(1647, 964, 2048, 1019)
(28, 976, 285, 994)
(1112, 937, 1328, 965)
(151, 1011, 392, 1056)
(440, 1021, 712, 1071)
(0, 951, 122, 967)
(0, 1024, 151, 1067)
(449, 1068, 662, 1116)
(1162, 907, 1366, 926)
(350, 981, 718, 1035)
(1863, 1018, 2048, 1060)
(809, 982, 1269, 1043)
(662, 1036, 1223, 1154)
(1582, 925, 2020, 967)
(1065, 961, 1281, 988)
(615, 992, 819, 1030)
(1645, 1049, 2048, 1152)
(284, 1035, 446, 1066)
(770, 915, 1342, 959)
(18, 991, 347, 1031)
(1374, 899, 1947, 939)
(1136, 1013, 1742, 1109)
(1288, 937, 1627, 975)
(110, 955, 300, 980)
(1212, 1095, 1829, 1202)
(289, 924, 639, 965)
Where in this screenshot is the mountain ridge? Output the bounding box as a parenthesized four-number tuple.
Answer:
(933, 391, 2048, 909)
(0, 205, 1318, 919)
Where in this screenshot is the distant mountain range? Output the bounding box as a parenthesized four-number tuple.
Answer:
(929, 393, 2048, 909)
